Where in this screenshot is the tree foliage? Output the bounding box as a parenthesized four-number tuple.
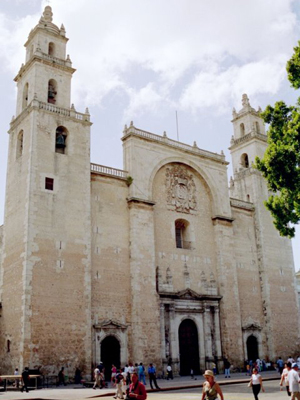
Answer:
(255, 41, 300, 238)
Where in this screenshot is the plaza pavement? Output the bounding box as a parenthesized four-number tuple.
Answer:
(0, 371, 280, 400)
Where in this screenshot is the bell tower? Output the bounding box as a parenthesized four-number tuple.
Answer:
(229, 95, 299, 360)
(0, 6, 92, 375)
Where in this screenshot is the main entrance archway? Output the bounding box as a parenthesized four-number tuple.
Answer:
(247, 335, 259, 362)
(101, 336, 120, 381)
(179, 319, 200, 375)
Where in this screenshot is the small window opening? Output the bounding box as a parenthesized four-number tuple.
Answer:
(240, 123, 245, 137)
(48, 42, 55, 56)
(247, 194, 250, 202)
(175, 219, 191, 250)
(22, 83, 29, 110)
(17, 130, 24, 158)
(241, 153, 249, 168)
(255, 121, 260, 133)
(45, 177, 54, 191)
(55, 126, 68, 154)
(48, 79, 57, 104)
(7, 340, 11, 353)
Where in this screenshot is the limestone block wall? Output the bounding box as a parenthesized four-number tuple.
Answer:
(0, 117, 32, 372)
(90, 175, 132, 360)
(23, 110, 92, 375)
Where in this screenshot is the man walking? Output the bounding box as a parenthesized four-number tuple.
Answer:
(20, 367, 30, 393)
(288, 363, 300, 400)
(148, 363, 160, 390)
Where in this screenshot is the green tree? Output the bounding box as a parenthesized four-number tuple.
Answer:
(255, 41, 300, 238)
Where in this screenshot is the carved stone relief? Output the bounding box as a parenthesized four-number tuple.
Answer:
(165, 165, 197, 213)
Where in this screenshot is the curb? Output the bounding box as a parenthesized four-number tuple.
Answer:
(88, 375, 280, 398)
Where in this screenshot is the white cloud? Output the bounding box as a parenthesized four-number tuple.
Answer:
(0, 0, 298, 116)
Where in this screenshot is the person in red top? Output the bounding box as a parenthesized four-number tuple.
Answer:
(127, 372, 147, 400)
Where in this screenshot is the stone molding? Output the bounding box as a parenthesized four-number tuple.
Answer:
(122, 123, 227, 165)
(230, 198, 254, 211)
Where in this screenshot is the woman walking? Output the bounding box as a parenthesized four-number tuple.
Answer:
(250, 367, 265, 400)
(201, 370, 224, 400)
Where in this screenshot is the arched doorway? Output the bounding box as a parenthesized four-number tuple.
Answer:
(179, 319, 200, 375)
(101, 336, 120, 381)
(247, 335, 259, 362)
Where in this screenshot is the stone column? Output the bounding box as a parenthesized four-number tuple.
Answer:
(204, 305, 213, 369)
(214, 306, 223, 372)
(198, 310, 206, 371)
(160, 304, 166, 361)
(214, 307, 222, 357)
(169, 304, 179, 374)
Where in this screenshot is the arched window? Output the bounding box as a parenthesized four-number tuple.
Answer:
(48, 42, 55, 56)
(241, 153, 249, 168)
(240, 123, 245, 137)
(48, 79, 57, 104)
(55, 126, 68, 154)
(22, 83, 29, 110)
(175, 219, 192, 249)
(17, 130, 24, 158)
(255, 121, 260, 133)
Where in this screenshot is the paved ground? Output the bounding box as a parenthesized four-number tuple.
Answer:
(0, 371, 281, 400)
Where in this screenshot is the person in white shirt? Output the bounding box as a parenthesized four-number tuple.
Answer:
(280, 362, 292, 396)
(250, 368, 264, 400)
(288, 363, 300, 400)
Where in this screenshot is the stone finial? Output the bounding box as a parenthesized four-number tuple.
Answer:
(258, 106, 262, 113)
(85, 107, 90, 115)
(43, 6, 53, 22)
(230, 135, 234, 145)
(242, 93, 250, 107)
(11, 115, 15, 122)
(221, 150, 224, 155)
(193, 141, 197, 147)
(66, 54, 71, 61)
(60, 24, 66, 32)
(232, 107, 237, 117)
(130, 121, 134, 127)
(71, 103, 75, 110)
(163, 131, 167, 137)
(123, 124, 128, 133)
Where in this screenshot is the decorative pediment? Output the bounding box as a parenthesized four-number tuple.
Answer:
(177, 288, 200, 300)
(94, 319, 127, 330)
(242, 323, 262, 331)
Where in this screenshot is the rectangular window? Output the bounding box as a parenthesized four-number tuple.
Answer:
(45, 177, 54, 191)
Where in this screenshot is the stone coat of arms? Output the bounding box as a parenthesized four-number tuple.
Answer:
(165, 165, 197, 213)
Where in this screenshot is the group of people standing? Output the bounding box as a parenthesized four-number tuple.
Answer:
(93, 361, 161, 399)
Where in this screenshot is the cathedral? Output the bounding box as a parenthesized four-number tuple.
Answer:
(0, 6, 299, 378)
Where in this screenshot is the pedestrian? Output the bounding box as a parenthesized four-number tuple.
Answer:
(280, 362, 291, 397)
(20, 367, 30, 393)
(224, 358, 231, 378)
(166, 364, 173, 380)
(249, 367, 265, 400)
(277, 357, 284, 374)
(287, 363, 300, 400)
(111, 364, 117, 386)
(138, 363, 146, 385)
(201, 370, 224, 400)
(74, 367, 81, 384)
(126, 372, 147, 399)
(57, 367, 66, 386)
(113, 369, 124, 399)
(14, 367, 20, 388)
(147, 363, 160, 390)
(93, 366, 101, 389)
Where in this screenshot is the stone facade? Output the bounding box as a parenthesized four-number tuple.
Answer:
(0, 7, 299, 378)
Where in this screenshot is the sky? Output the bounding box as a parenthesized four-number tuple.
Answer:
(0, 0, 299, 269)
